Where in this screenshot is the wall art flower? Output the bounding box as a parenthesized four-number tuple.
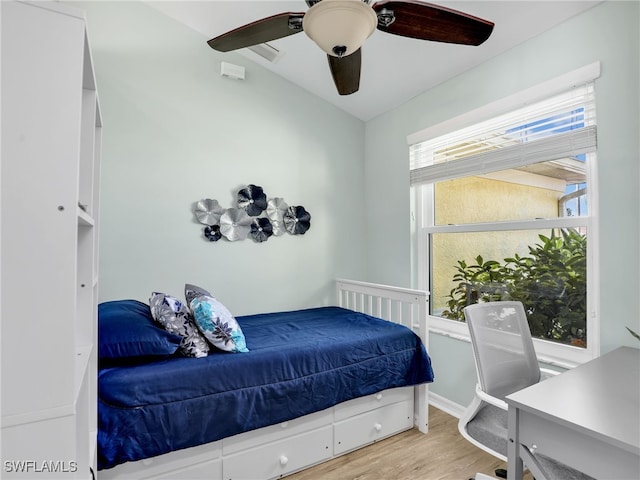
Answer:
(266, 197, 288, 236)
(219, 208, 252, 241)
(237, 184, 267, 216)
(203, 224, 222, 242)
(195, 198, 224, 226)
(250, 217, 273, 243)
(284, 206, 311, 235)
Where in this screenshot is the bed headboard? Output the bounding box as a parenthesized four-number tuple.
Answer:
(335, 278, 429, 349)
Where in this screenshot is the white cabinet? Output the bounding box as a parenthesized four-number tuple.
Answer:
(1, 0, 101, 477)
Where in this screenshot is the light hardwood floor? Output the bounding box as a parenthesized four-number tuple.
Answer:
(286, 405, 533, 480)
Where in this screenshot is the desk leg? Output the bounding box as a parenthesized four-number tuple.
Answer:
(507, 406, 524, 480)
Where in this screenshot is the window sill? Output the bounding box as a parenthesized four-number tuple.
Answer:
(429, 315, 591, 370)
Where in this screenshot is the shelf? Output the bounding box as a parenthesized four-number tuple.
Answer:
(90, 429, 98, 469)
(74, 344, 94, 405)
(2, 2, 100, 474)
(78, 207, 95, 227)
(1, 404, 74, 429)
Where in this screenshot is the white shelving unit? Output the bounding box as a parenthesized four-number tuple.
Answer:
(1, 1, 102, 477)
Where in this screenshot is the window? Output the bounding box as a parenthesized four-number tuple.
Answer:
(409, 64, 600, 367)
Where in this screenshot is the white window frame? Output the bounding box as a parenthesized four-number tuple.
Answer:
(409, 63, 601, 368)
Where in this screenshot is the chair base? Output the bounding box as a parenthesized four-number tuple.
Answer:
(470, 467, 506, 480)
(495, 468, 507, 478)
(473, 474, 497, 480)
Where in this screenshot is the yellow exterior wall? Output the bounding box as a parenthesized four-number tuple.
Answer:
(431, 175, 562, 314)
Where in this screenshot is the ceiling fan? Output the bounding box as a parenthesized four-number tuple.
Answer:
(207, 0, 494, 96)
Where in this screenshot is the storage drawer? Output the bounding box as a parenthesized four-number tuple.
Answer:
(223, 426, 333, 480)
(100, 441, 222, 479)
(223, 409, 332, 455)
(334, 400, 413, 455)
(153, 458, 222, 480)
(334, 386, 413, 421)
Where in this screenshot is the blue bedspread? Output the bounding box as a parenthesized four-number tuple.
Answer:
(98, 307, 434, 470)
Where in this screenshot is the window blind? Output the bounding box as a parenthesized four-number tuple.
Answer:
(410, 83, 597, 186)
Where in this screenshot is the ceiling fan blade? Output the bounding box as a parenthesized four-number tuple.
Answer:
(207, 12, 305, 52)
(327, 49, 362, 96)
(373, 1, 494, 46)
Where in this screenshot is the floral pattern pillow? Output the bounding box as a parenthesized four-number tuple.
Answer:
(185, 284, 249, 353)
(149, 292, 210, 358)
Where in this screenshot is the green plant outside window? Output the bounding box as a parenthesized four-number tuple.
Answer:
(441, 228, 587, 347)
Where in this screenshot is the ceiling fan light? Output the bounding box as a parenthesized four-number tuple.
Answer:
(302, 0, 377, 57)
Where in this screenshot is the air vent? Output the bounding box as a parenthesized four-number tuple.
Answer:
(248, 43, 284, 63)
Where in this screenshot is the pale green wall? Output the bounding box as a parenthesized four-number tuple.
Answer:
(365, 1, 640, 407)
(75, 1, 367, 315)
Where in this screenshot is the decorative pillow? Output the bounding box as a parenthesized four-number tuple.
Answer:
(149, 292, 210, 358)
(185, 284, 249, 353)
(184, 283, 213, 304)
(98, 299, 181, 360)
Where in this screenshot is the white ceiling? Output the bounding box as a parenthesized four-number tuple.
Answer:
(146, 1, 600, 121)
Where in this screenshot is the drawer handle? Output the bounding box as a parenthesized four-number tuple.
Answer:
(280, 455, 289, 466)
(374, 423, 383, 433)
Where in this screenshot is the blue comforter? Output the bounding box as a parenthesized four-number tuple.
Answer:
(98, 307, 434, 470)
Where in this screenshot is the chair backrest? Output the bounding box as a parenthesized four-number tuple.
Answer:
(464, 301, 541, 400)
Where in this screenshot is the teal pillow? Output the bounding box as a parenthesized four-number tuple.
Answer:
(185, 284, 249, 353)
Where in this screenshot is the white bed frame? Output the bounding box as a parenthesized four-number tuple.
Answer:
(100, 279, 430, 480)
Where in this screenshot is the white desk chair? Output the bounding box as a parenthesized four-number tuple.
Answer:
(458, 301, 594, 480)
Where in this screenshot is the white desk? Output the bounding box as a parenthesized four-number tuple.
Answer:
(506, 346, 640, 480)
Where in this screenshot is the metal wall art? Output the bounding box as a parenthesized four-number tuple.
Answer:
(195, 184, 311, 243)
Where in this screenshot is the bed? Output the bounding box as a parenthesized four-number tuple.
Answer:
(98, 279, 433, 480)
